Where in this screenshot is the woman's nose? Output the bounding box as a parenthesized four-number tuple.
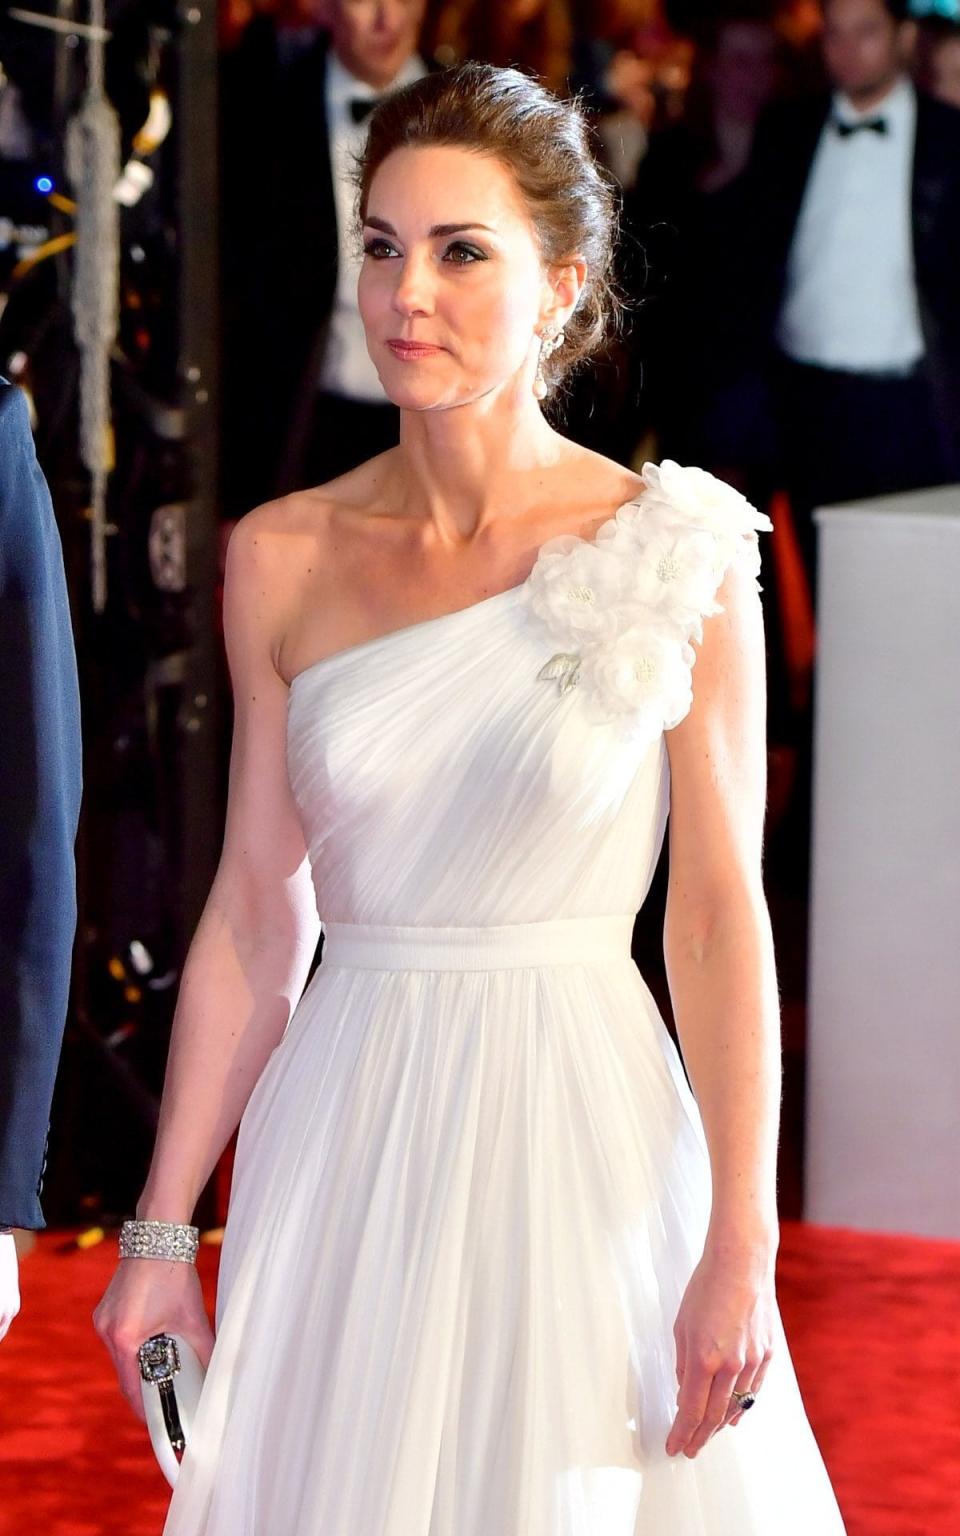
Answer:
(391, 253, 435, 317)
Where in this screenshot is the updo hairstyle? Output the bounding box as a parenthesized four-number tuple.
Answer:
(353, 61, 623, 398)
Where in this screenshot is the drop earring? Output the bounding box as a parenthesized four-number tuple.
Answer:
(533, 325, 565, 401)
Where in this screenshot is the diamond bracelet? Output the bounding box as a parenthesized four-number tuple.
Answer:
(119, 1218, 200, 1263)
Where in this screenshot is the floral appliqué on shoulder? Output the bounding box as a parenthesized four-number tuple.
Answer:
(525, 460, 774, 747)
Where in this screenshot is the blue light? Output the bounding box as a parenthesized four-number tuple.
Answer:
(36, 176, 54, 194)
(909, 0, 960, 17)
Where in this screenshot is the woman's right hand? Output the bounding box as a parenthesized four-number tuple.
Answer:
(93, 1256, 216, 1420)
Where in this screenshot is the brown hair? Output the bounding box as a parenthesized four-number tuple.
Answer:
(353, 61, 623, 399)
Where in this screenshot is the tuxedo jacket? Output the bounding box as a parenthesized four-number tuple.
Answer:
(0, 381, 82, 1230)
(740, 87, 960, 466)
(219, 30, 437, 517)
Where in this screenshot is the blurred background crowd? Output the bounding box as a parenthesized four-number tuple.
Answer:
(1, 0, 958, 1232)
(215, 0, 960, 910)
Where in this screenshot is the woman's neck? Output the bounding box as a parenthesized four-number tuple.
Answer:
(392, 388, 569, 546)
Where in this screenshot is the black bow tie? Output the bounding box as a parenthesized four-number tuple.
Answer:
(349, 96, 381, 125)
(833, 116, 889, 138)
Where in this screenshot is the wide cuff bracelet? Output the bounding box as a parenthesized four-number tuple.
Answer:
(120, 1219, 200, 1263)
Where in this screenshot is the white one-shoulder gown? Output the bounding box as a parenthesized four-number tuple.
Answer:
(162, 462, 847, 1535)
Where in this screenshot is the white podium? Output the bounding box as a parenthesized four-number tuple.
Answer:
(804, 483, 960, 1239)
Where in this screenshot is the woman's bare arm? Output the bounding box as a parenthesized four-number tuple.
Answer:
(136, 508, 322, 1224)
(663, 545, 781, 1256)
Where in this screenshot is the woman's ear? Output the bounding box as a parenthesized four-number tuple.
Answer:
(542, 255, 588, 332)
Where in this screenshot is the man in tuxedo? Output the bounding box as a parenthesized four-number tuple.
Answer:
(220, 0, 430, 517)
(741, 0, 960, 592)
(0, 380, 82, 1340)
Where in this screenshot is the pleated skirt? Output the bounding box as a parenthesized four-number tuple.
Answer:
(162, 916, 846, 1535)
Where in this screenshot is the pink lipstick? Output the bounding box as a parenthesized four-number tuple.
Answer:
(387, 340, 444, 359)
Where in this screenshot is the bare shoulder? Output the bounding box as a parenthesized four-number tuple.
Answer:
(222, 498, 301, 683)
(551, 440, 646, 519)
(226, 477, 358, 569)
(221, 492, 333, 691)
(224, 457, 385, 663)
(225, 454, 401, 682)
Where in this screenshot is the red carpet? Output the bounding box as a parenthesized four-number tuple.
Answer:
(1, 1219, 958, 1534)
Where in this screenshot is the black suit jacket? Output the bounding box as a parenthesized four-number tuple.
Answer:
(0, 381, 82, 1229)
(741, 86, 960, 469)
(219, 32, 436, 516)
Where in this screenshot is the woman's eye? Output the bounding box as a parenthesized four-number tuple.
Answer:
(444, 241, 486, 265)
(361, 237, 486, 264)
(363, 238, 397, 259)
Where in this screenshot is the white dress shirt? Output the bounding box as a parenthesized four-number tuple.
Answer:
(318, 50, 427, 403)
(776, 75, 925, 375)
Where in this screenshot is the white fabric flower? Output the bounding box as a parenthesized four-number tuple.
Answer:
(526, 461, 774, 741)
(626, 524, 727, 626)
(638, 459, 773, 541)
(579, 621, 696, 739)
(527, 535, 624, 645)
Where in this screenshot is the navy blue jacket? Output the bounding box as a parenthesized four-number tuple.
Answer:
(0, 380, 82, 1229)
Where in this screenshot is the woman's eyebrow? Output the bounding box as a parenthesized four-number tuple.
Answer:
(363, 217, 497, 237)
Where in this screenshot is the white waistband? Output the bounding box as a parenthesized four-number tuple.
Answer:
(319, 914, 635, 971)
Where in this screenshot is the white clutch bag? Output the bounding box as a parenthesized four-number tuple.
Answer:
(138, 1332, 207, 1487)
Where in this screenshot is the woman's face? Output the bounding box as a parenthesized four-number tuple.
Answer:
(357, 144, 571, 413)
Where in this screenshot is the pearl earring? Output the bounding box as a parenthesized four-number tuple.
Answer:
(533, 325, 566, 400)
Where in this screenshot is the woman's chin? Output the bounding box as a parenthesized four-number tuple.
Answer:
(381, 380, 466, 413)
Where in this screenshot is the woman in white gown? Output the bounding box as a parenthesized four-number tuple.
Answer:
(95, 61, 847, 1535)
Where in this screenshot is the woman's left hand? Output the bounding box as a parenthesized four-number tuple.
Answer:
(665, 1234, 778, 1459)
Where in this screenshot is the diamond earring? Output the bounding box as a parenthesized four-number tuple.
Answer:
(533, 325, 566, 400)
